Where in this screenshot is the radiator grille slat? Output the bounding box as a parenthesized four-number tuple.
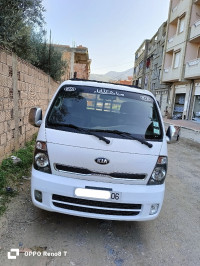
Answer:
(53, 202, 140, 216)
(55, 164, 146, 180)
(52, 194, 141, 217)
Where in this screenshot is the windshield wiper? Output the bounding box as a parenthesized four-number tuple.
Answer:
(95, 129, 153, 148)
(48, 123, 110, 144)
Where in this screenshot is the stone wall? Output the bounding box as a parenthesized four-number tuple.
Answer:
(0, 47, 59, 163)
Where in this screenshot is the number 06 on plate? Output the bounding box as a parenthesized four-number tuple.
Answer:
(74, 188, 121, 201)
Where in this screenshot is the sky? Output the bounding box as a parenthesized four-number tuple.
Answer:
(43, 0, 170, 75)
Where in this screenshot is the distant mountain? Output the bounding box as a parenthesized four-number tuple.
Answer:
(90, 68, 133, 82)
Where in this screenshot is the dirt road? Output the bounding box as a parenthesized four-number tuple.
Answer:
(0, 139, 200, 266)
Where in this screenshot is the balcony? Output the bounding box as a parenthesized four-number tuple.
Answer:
(185, 58, 200, 79)
(166, 33, 185, 51)
(190, 20, 200, 41)
(162, 67, 181, 82)
(148, 44, 156, 56)
(170, 0, 187, 23)
(161, 34, 166, 43)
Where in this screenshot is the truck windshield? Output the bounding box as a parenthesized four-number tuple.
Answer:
(46, 85, 163, 140)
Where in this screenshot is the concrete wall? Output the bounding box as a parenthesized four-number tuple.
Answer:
(185, 42, 199, 62)
(190, 3, 200, 26)
(171, 0, 180, 10)
(0, 47, 59, 163)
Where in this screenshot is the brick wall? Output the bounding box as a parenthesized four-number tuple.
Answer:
(74, 63, 89, 79)
(0, 47, 59, 163)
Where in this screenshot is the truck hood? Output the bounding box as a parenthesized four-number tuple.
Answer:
(45, 128, 163, 184)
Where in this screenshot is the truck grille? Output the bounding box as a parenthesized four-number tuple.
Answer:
(52, 194, 141, 216)
(55, 164, 146, 180)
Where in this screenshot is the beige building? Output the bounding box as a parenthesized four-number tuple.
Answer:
(54, 45, 91, 81)
(161, 0, 200, 121)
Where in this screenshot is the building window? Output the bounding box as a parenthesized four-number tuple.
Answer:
(138, 44, 145, 58)
(148, 45, 151, 52)
(173, 93, 185, 119)
(145, 75, 148, 85)
(162, 25, 166, 38)
(136, 66, 139, 75)
(193, 95, 200, 122)
(173, 51, 181, 68)
(197, 46, 200, 59)
(146, 58, 150, 68)
(139, 60, 144, 70)
(178, 15, 185, 34)
(161, 45, 164, 56)
(159, 69, 161, 80)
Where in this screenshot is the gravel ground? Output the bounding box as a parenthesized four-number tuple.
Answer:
(0, 139, 199, 266)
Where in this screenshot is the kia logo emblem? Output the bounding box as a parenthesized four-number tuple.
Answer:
(95, 158, 109, 165)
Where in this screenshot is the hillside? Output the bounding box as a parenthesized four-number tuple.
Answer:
(89, 68, 133, 82)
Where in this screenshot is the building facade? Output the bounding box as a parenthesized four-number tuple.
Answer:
(144, 22, 170, 116)
(54, 45, 91, 81)
(115, 76, 133, 85)
(133, 24, 170, 116)
(133, 40, 149, 88)
(161, 0, 200, 121)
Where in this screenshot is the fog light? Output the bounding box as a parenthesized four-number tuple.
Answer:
(34, 190, 42, 202)
(149, 204, 159, 215)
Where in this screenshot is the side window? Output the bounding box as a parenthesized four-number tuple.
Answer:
(178, 15, 185, 34)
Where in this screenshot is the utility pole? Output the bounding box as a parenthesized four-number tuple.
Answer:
(48, 30, 51, 102)
(48, 30, 51, 76)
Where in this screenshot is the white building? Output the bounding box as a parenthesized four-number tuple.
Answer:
(161, 0, 200, 121)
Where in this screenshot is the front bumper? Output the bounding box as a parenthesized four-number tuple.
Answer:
(31, 168, 165, 221)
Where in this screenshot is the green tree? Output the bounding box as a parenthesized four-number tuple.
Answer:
(0, 0, 67, 81)
(48, 44, 67, 81)
(0, 0, 44, 51)
(29, 31, 67, 81)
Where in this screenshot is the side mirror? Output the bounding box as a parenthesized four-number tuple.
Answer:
(166, 125, 181, 143)
(29, 107, 42, 127)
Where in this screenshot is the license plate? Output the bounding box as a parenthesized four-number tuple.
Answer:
(74, 188, 121, 201)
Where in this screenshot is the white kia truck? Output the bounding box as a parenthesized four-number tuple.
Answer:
(29, 79, 180, 221)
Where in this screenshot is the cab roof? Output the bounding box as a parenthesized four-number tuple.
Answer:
(60, 79, 154, 97)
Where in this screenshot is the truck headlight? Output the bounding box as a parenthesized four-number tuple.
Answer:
(151, 167, 166, 181)
(35, 153, 49, 168)
(148, 156, 167, 185)
(34, 141, 51, 174)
